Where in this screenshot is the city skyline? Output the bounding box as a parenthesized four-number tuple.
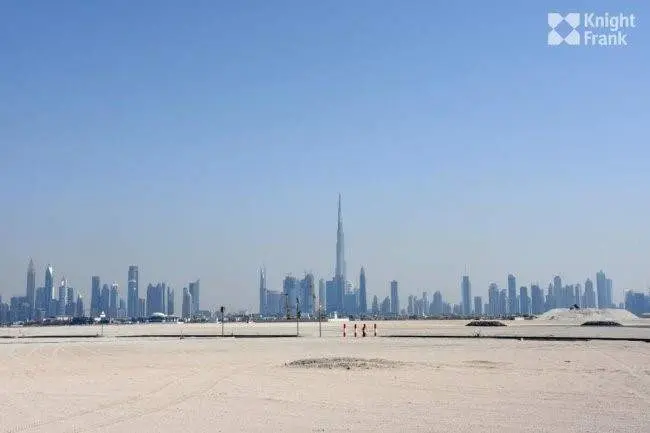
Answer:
(2, 2, 650, 310)
(3, 195, 646, 311)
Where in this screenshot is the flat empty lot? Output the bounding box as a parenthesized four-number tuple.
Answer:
(1, 328, 648, 433)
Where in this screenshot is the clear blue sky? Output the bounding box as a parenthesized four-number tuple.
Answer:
(1, 0, 648, 310)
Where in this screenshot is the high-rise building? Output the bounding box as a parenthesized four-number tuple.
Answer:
(358, 267, 367, 315)
(431, 291, 443, 316)
(596, 271, 608, 309)
(300, 273, 315, 315)
(146, 283, 166, 316)
(519, 286, 530, 315)
(189, 280, 200, 313)
(498, 289, 507, 317)
(44, 265, 54, 316)
(473, 296, 483, 316)
(65, 286, 75, 316)
(127, 265, 139, 318)
(109, 283, 119, 318)
(101, 284, 110, 315)
(259, 267, 267, 315)
(531, 284, 544, 314)
(507, 274, 517, 315)
(283, 275, 298, 316)
(138, 298, 146, 318)
(380, 296, 391, 315)
(390, 280, 399, 315)
(334, 194, 346, 313)
(58, 278, 67, 316)
(488, 283, 499, 316)
(461, 275, 471, 315)
(552, 275, 562, 308)
(583, 278, 596, 308)
(75, 294, 84, 317)
(325, 279, 337, 313)
(606, 278, 613, 308)
(90, 276, 101, 317)
(371, 295, 379, 315)
(182, 287, 193, 318)
(167, 287, 174, 315)
(26, 259, 35, 317)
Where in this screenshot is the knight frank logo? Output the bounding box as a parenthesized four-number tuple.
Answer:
(548, 12, 638, 46)
(548, 13, 581, 45)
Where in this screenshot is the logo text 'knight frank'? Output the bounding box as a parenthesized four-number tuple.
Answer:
(548, 12, 637, 46)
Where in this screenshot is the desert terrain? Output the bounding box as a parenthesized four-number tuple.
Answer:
(1, 320, 649, 433)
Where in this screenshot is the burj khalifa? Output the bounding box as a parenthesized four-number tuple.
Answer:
(335, 194, 346, 311)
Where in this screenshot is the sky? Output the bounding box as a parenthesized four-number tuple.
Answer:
(1, 1, 649, 311)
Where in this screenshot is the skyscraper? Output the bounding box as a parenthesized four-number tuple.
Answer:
(127, 265, 139, 318)
(26, 259, 35, 317)
(334, 194, 346, 312)
(359, 267, 367, 314)
(507, 274, 517, 315)
(488, 283, 499, 316)
(584, 278, 596, 308)
(58, 278, 67, 316)
(91, 276, 101, 317)
(473, 296, 483, 316)
(461, 275, 471, 315)
(531, 284, 544, 314)
(390, 280, 399, 315)
(519, 286, 530, 315)
(146, 283, 166, 316)
(259, 267, 267, 315)
(189, 279, 200, 313)
(182, 287, 193, 318)
(101, 284, 110, 315)
(109, 283, 119, 318)
(552, 275, 562, 308)
(167, 287, 174, 315)
(44, 265, 54, 315)
(300, 273, 315, 315)
(283, 275, 298, 316)
(596, 271, 609, 309)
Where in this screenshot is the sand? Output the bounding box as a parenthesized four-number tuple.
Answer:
(1, 323, 649, 433)
(537, 308, 641, 323)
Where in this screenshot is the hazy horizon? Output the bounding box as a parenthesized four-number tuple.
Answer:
(2, 1, 649, 310)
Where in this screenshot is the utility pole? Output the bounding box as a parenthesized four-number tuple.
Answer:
(296, 297, 300, 337)
(220, 306, 225, 337)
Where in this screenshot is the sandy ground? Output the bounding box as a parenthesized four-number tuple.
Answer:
(1, 331, 648, 433)
(1, 319, 649, 339)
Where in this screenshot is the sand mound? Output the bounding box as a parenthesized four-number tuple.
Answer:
(286, 357, 403, 370)
(466, 320, 506, 327)
(537, 308, 639, 322)
(581, 320, 622, 327)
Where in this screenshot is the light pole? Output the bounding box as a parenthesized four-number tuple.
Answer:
(318, 303, 322, 338)
(220, 306, 225, 337)
(296, 297, 300, 337)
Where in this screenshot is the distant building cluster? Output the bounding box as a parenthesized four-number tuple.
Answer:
(257, 196, 649, 320)
(0, 261, 204, 325)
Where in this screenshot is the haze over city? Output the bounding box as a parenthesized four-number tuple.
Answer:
(2, 1, 649, 311)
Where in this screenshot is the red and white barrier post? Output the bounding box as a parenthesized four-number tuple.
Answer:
(362, 323, 367, 337)
(374, 323, 377, 337)
(343, 323, 346, 337)
(354, 323, 357, 337)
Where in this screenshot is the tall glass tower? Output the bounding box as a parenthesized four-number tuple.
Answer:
(334, 194, 346, 312)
